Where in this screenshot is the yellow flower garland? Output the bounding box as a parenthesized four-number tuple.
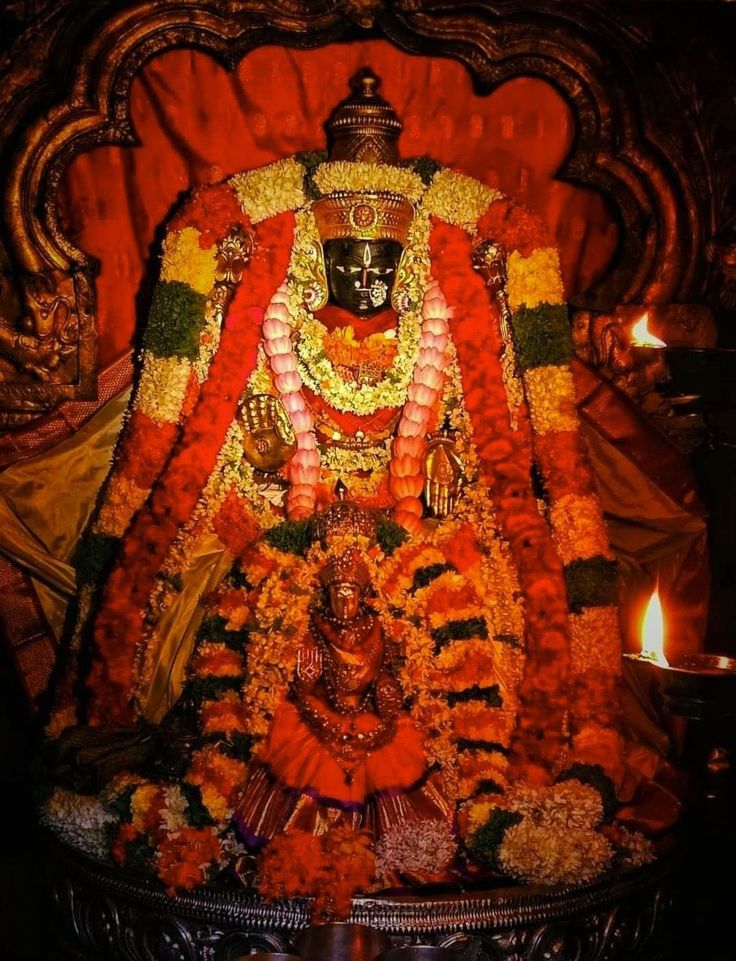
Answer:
(506, 247, 565, 311)
(136, 355, 192, 424)
(549, 493, 611, 565)
(421, 169, 500, 231)
(96, 475, 149, 538)
(313, 161, 425, 203)
(160, 227, 218, 295)
(568, 606, 622, 674)
(523, 364, 578, 434)
(231, 158, 306, 223)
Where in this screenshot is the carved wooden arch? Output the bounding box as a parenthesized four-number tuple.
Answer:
(0, 0, 715, 425)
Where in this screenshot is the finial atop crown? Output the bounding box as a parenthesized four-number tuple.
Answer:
(326, 69, 403, 165)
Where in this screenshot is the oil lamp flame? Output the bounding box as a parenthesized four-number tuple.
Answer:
(631, 312, 667, 348)
(640, 588, 669, 666)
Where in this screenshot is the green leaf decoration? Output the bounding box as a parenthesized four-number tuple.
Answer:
(468, 809, 523, 869)
(376, 516, 410, 555)
(563, 556, 619, 613)
(144, 281, 207, 359)
(73, 532, 121, 586)
(446, 684, 502, 708)
(263, 519, 315, 556)
(432, 616, 489, 652)
(555, 763, 618, 822)
(411, 562, 457, 592)
(511, 304, 572, 369)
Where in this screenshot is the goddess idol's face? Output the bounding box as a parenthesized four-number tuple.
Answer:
(328, 581, 362, 622)
(325, 239, 403, 317)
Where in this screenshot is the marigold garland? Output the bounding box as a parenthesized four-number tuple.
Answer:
(506, 247, 565, 311)
(85, 213, 293, 725)
(257, 826, 375, 921)
(430, 218, 570, 783)
(549, 494, 611, 564)
(476, 197, 553, 258)
(135, 355, 194, 424)
(523, 365, 579, 434)
(568, 606, 621, 674)
(231, 157, 306, 224)
(422, 169, 500, 230)
(160, 227, 218, 295)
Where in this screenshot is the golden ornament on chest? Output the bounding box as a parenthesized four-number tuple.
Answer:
(238, 393, 297, 472)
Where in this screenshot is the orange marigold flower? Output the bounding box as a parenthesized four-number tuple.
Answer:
(201, 692, 248, 735)
(440, 523, 483, 572)
(424, 580, 480, 617)
(257, 827, 375, 921)
(111, 822, 141, 865)
(187, 745, 247, 809)
(257, 831, 326, 901)
(131, 783, 166, 834)
(189, 643, 245, 678)
(212, 489, 261, 558)
(155, 826, 222, 894)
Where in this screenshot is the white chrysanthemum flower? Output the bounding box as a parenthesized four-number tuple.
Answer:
(160, 784, 189, 833)
(421, 169, 500, 230)
(40, 788, 115, 862)
(375, 819, 456, 881)
(498, 820, 613, 886)
(313, 161, 426, 203)
(616, 826, 656, 868)
(231, 158, 306, 223)
(505, 779, 603, 831)
(136, 354, 192, 424)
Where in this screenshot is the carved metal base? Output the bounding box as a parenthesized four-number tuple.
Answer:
(46, 835, 676, 961)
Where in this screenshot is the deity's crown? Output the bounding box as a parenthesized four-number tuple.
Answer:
(314, 69, 414, 245)
(318, 548, 370, 590)
(313, 190, 413, 245)
(326, 68, 402, 165)
(313, 480, 377, 547)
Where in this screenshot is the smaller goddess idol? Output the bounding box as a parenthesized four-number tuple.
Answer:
(234, 490, 451, 849)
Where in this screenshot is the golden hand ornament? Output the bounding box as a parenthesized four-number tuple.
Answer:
(423, 420, 464, 518)
(238, 394, 297, 473)
(296, 643, 323, 690)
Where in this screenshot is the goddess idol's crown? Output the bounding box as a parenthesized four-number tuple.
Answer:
(318, 549, 371, 590)
(325, 69, 402, 165)
(313, 70, 414, 246)
(313, 480, 378, 547)
(313, 190, 413, 245)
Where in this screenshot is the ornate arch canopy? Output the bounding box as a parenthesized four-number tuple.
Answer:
(0, 0, 725, 427)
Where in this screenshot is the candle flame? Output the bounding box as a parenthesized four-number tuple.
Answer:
(640, 588, 669, 666)
(631, 312, 666, 348)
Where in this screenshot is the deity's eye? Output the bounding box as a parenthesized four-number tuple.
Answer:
(373, 267, 395, 276)
(336, 265, 361, 275)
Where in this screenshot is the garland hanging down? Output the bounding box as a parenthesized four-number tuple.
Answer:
(49, 155, 627, 876)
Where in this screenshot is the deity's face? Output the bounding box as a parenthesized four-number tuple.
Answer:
(328, 581, 362, 622)
(324, 239, 403, 317)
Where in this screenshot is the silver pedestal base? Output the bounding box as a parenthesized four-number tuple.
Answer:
(47, 836, 676, 961)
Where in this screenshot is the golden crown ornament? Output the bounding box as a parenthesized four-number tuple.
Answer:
(325, 68, 402, 164)
(313, 480, 378, 547)
(312, 190, 414, 245)
(318, 549, 371, 590)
